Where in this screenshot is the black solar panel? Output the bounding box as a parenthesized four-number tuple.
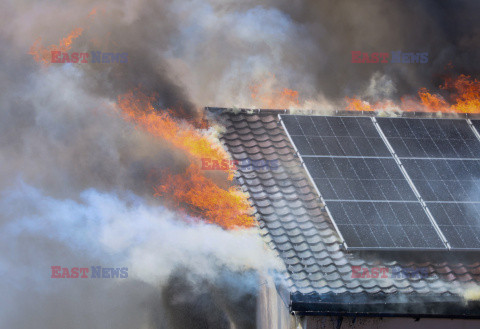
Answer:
(328, 201, 445, 249)
(304, 157, 416, 201)
(427, 203, 480, 249)
(283, 115, 390, 156)
(377, 118, 480, 158)
(402, 159, 480, 202)
(281, 115, 446, 250)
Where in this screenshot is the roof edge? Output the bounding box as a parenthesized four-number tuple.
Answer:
(205, 107, 480, 119)
(205, 107, 289, 115)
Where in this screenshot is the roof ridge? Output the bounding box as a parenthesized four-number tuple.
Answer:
(207, 106, 480, 119)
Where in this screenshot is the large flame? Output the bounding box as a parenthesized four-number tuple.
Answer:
(117, 89, 255, 229)
(29, 27, 84, 65)
(346, 74, 480, 113)
(28, 21, 254, 229)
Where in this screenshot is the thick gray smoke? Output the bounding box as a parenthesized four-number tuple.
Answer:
(1, 0, 478, 328)
(271, 0, 480, 101)
(5, 1, 479, 110)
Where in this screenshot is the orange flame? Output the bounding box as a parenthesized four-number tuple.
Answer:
(117, 89, 255, 229)
(345, 97, 374, 112)
(117, 90, 230, 165)
(443, 75, 480, 113)
(29, 27, 84, 65)
(250, 76, 300, 108)
(155, 163, 254, 229)
(346, 74, 480, 113)
(417, 88, 451, 112)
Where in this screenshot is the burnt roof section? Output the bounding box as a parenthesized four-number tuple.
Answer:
(209, 107, 480, 318)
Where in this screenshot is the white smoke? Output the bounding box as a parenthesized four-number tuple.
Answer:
(0, 181, 281, 328)
(1, 181, 280, 283)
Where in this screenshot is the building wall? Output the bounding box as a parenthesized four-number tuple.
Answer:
(257, 275, 299, 329)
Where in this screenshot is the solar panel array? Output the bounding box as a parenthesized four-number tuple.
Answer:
(281, 115, 480, 251)
(281, 115, 445, 250)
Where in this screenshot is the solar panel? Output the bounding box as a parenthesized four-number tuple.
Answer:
(281, 115, 447, 250)
(377, 117, 480, 158)
(401, 159, 480, 202)
(377, 117, 480, 250)
(304, 157, 416, 201)
(328, 201, 445, 249)
(282, 115, 390, 157)
(427, 203, 480, 249)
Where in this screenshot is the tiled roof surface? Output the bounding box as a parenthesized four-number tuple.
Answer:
(215, 109, 480, 303)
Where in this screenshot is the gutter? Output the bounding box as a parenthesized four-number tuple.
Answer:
(290, 291, 480, 319)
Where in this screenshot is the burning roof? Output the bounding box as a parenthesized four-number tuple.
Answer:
(213, 107, 480, 317)
(346, 75, 480, 114)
